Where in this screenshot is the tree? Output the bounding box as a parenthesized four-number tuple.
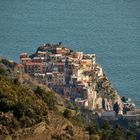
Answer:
(14, 101, 27, 118)
(43, 92, 56, 110)
(34, 86, 44, 97)
(121, 96, 127, 103)
(75, 106, 80, 116)
(126, 131, 136, 140)
(0, 67, 6, 75)
(63, 109, 72, 118)
(102, 121, 110, 130)
(86, 123, 99, 135)
(113, 102, 119, 114)
(101, 130, 112, 140)
(102, 98, 106, 110)
(112, 125, 125, 140)
(13, 78, 20, 85)
(90, 134, 100, 140)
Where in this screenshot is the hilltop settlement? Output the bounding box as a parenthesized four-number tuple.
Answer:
(17, 43, 139, 122)
(1, 43, 140, 139)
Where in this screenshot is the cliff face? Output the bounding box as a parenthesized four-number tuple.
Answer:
(89, 71, 123, 113)
(81, 61, 123, 113)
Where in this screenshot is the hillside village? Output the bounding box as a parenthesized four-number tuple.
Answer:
(1, 43, 140, 139)
(17, 43, 139, 122)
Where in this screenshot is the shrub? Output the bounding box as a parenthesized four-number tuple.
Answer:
(85, 123, 99, 135)
(0, 67, 6, 75)
(102, 121, 110, 130)
(0, 76, 48, 130)
(34, 86, 44, 97)
(34, 86, 56, 110)
(63, 109, 72, 118)
(113, 102, 119, 114)
(90, 134, 100, 140)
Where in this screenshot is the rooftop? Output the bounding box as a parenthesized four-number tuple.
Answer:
(21, 58, 31, 60)
(25, 62, 45, 66)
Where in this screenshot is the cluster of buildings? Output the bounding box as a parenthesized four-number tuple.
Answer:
(17, 44, 140, 124)
(18, 45, 104, 110)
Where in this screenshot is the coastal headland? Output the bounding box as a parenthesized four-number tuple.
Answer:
(18, 43, 137, 116)
(0, 43, 140, 139)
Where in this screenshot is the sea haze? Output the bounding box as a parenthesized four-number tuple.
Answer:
(0, 0, 140, 107)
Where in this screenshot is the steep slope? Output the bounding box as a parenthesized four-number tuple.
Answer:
(0, 58, 87, 140)
(0, 57, 138, 140)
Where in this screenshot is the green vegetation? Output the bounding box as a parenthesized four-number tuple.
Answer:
(113, 102, 119, 114)
(63, 109, 72, 118)
(85, 122, 137, 140)
(0, 61, 53, 134)
(0, 59, 86, 138)
(34, 86, 56, 110)
(0, 75, 48, 130)
(95, 73, 117, 100)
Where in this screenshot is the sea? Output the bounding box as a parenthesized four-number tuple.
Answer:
(0, 0, 140, 107)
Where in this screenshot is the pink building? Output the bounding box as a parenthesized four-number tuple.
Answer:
(56, 47, 63, 54)
(58, 62, 65, 72)
(21, 58, 31, 64)
(24, 62, 46, 74)
(20, 53, 31, 64)
(32, 57, 44, 63)
(37, 51, 47, 57)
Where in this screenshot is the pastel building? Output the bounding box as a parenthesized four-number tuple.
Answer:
(32, 57, 44, 63)
(46, 72, 65, 86)
(20, 58, 31, 64)
(46, 73, 53, 85)
(20, 53, 28, 59)
(24, 62, 46, 74)
(37, 51, 47, 57)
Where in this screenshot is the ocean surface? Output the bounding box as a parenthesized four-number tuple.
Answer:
(0, 0, 140, 107)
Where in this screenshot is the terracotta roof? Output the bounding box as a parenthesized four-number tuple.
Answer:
(25, 62, 45, 66)
(21, 58, 31, 60)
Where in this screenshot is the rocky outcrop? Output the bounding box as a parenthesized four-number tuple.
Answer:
(90, 70, 123, 113)
(0, 111, 87, 140)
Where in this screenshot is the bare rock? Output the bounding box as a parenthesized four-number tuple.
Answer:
(33, 122, 47, 135)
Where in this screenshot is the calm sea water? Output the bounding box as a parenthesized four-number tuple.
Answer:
(0, 0, 140, 107)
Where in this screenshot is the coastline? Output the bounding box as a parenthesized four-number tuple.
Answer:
(17, 43, 136, 115)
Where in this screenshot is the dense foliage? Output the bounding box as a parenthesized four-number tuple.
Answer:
(0, 76, 48, 129)
(63, 109, 72, 118)
(0, 61, 53, 133)
(34, 86, 56, 110)
(86, 122, 136, 140)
